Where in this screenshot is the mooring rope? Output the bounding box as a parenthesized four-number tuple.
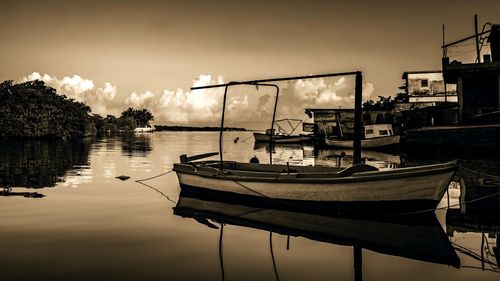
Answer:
(230, 164, 500, 216)
(136, 169, 174, 182)
(455, 163, 500, 180)
(135, 169, 177, 204)
(240, 134, 254, 143)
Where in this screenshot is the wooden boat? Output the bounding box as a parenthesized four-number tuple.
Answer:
(325, 124, 400, 148)
(134, 125, 155, 133)
(173, 191, 460, 268)
(173, 156, 457, 212)
(178, 75, 456, 214)
(253, 119, 314, 144)
(253, 131, 314, 144)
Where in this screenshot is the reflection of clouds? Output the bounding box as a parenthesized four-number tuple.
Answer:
(60, 166, 93, 188)
(128, 158, 153, 172)
(103, 163, 116, 179)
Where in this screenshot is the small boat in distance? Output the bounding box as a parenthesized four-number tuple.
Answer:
(325, 124, 400, 149)
(253, 119, 314, 144)
(134, 125, 155, 133)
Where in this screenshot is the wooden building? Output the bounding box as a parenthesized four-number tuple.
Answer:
(305, 108, 396, 141)
(443, 24, 500, 123)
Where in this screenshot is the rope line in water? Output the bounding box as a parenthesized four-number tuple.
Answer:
(136, 169, 174, 182)
(134, 168, 177, 204)
(455, 164, 500, 180)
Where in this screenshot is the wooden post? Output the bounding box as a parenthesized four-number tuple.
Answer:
(269, 86, 280, 165)
(354, 247, 362, 281)
(353, 72, 363, 165)
(475, 14, 481, 63)
(443, 24, 448, 103)
(219, 84, 231, 171)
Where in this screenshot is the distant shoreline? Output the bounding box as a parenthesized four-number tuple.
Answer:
(154, 125, 247, 132)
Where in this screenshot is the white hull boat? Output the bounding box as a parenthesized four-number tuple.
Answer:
(173, 159, 457, 212)
(325, 135, 400, 148)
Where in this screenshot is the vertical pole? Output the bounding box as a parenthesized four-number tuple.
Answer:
(219, 224, 225, 281)
(269, 85, 280, 165)
(443, 24, 448, 103)
(475, 14, 481, 63)
(354, 247, 362, 281)
(219, 84, 231, 171)
(270, 232, 280, 281)
(481, 233, 485, 270)
(353, 72, 363, 165)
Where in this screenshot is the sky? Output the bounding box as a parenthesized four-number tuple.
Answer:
(1, 0, 499, 128)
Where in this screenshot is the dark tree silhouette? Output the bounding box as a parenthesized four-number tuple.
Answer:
(120, 107, 154, 127)
(0, 80, 95, 138)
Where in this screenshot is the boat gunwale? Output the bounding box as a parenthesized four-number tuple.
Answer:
(173, 161, 457, 184)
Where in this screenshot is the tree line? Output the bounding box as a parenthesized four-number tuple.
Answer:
(0, 80, 154, 139)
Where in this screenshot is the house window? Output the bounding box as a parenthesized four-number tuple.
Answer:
(379, 130, 389, 136)
(421, 79, 429, 87)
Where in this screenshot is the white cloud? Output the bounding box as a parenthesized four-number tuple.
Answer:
(125, 90, 155, 108)
(20, 73, 378, 128)
(21, 72, 121, 116)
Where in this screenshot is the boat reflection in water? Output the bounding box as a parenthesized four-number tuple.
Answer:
(253, 143, 400, 169)
(446, 166, 500, 273)
(174, 189, 460, 280)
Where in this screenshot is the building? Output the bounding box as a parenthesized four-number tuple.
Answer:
(442, 24, 500, 123)
(400, 71, 457, 104)
(405, 23, 500, 154)
(304, 108, 396, 140)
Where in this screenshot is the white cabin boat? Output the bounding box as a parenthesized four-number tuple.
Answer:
(134, 125, 155, 133)
(325, 124, 400, 148)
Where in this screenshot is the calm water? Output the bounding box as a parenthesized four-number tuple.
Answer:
(0, 132, 499, 281)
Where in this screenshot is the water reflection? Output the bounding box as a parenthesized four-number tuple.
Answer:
(0, 138, 92, 189)
(174, 189, 460, 280)
(253, 142, 400, 169)
(446, 164, 500, 274)
(120, 133, 153, 157)
(0, 188, 45, 198)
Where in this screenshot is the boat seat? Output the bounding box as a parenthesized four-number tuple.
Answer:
(338, 164, 379, 176)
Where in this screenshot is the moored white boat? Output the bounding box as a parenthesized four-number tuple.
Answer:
(325, 124, 400, 148)
(176, 75, 456, 214)
(325, 135, 400, 148)
(253, 132, 314, 143)
(134, 125, 155, 133)
(173, 159, 457, 212)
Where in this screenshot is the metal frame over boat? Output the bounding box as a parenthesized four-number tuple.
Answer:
(253, 119, 314, 144)
(173, 72, 457, 213)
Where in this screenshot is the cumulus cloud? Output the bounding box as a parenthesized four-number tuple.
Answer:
(21, 72, 377, 128)
(21, 72, 121, 116)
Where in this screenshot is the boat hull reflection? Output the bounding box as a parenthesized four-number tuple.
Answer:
(173, 189, 460, 268)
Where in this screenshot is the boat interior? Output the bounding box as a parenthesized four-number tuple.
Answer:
(173, 159, 457, 179)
